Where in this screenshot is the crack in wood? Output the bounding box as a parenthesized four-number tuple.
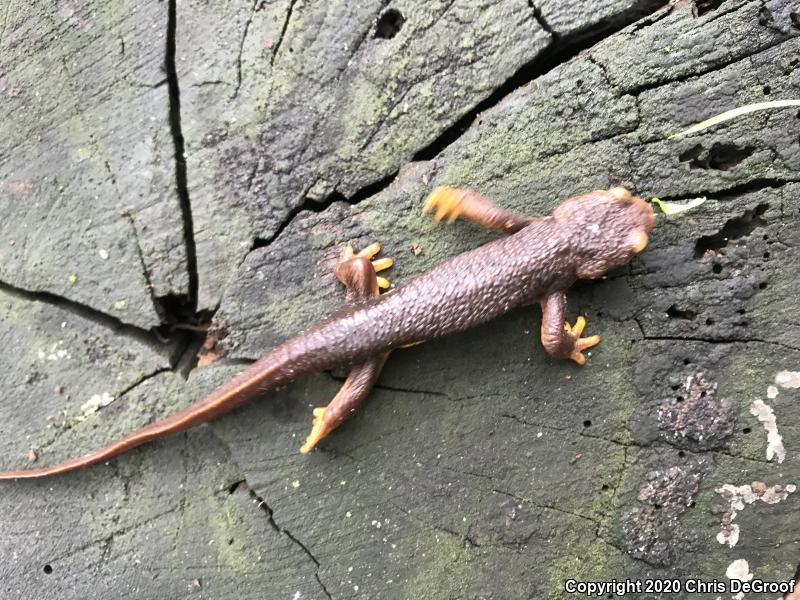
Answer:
(232, 479, 333, 600)
(166, 0, 199, 318)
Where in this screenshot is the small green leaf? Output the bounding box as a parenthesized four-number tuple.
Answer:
(651, 196, 708, 215)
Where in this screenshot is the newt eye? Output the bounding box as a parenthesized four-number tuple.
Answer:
(608, 187, 632, 201)
(629, 231, 649, 253)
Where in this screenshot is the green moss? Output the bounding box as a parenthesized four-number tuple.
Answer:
(545, 537, 624, 599)
(592, 326, 639, 446)
(214, 499, 258, 574)
(721, 352, 776, 460)
(398, 535, 477, 598)
(588, 445, 629, 525)
(265, 291, 325, 338)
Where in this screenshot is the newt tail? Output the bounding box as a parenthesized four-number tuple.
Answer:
(0, 335, 329, 479)
(0, 187, 654, 479)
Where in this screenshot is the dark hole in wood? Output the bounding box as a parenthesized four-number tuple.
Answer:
(375, 9, 405, 39)
(695, 204, 769, 258)
(667, 304, 697, 320)
(682, 142, 755, 171)
(695, 0, 727, 16)
(678, 144, 703, 163)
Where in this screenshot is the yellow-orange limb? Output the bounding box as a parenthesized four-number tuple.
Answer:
(422, 186, 533, 234)
(540, 293, 601, 366)
(301, 242, 395, 452)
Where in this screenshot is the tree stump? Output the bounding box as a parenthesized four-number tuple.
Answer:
(1, 0, 799, 598)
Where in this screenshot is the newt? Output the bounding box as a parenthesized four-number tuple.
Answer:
(0, 186, 654, 479)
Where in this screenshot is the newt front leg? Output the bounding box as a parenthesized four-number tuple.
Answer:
(423, 186, 533, 234)
(539, 291, 600, 365)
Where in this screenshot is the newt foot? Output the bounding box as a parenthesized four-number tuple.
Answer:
(300, 407, 330, 454)
(564, 316, 601, 365)
(423, 186, 466, 223)
(342, 243, 394, 289)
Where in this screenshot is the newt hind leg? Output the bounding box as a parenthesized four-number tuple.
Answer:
(301, 243, 393, 453)
(336, 243, 393, 294)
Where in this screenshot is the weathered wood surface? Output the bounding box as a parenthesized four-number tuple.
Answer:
(1, 0, 800, 598)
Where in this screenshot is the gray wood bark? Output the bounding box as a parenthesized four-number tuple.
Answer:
(1, 0, 799, 598)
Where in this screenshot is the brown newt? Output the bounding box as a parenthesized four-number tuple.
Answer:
(0, 186, 654, 479)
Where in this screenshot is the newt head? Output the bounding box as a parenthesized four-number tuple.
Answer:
(552, 187, 655, 279)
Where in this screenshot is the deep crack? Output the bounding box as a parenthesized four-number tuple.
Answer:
(0, 278, 174, 355)
(160, 0, 216, 380)
(166, 0, 199, 316)
(233, 480, 333, 600)
(649, 178, 794, 204)
(629, 30, 796, 96)
(256, 0, 671, 249)
(412, 0, 668, 162)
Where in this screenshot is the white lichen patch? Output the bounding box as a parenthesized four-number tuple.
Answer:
(715, 482, 796, 547)
(776, 370, 800, 389)
(726, 558, 753, 581)
(726, 559, 753, 599)
(37, 341, 71, 362)
(767, 385, 778, 399)
(749, 400, 785, 463)
(716, 522, 740, 548)
(79, 392, 115, 416)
